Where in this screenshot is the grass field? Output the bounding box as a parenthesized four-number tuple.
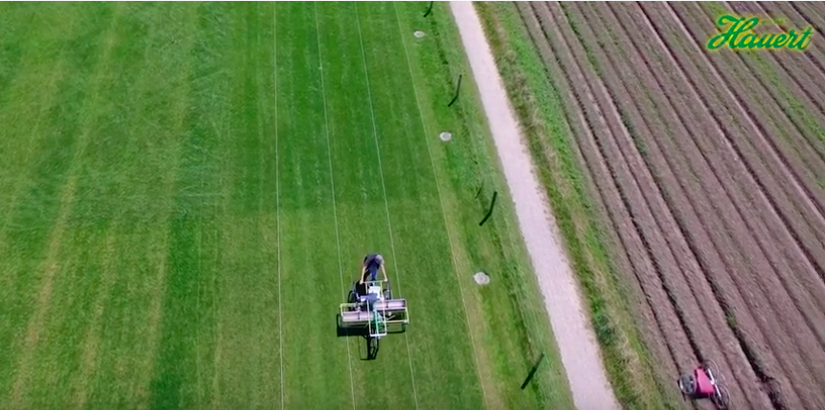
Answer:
(0, 2, 574, 409)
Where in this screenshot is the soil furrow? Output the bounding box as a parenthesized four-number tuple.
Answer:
(754, 2, 825, 83)
(671, 2, 825, 234)
(726, 2, 825, 168)
(641, 2, 825, 290)
(694, 2, 825, 183)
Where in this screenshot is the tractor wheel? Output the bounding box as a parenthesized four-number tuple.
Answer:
(678, 374, 697, 397)
(366, 336, 380, 360)
(712, 385, 730, 409)
(347, 290, 356, 304)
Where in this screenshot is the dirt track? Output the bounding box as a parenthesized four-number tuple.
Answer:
(518, 2, 825, 409)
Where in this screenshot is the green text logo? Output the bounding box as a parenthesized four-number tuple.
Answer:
(707, 14, 813, 51)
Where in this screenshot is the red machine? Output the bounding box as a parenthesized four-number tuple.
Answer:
(677, 360, 730, 409)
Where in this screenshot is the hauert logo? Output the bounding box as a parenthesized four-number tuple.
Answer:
(706, 14, 814, 51)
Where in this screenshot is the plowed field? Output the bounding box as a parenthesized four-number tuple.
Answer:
(516, 2, 825, 409)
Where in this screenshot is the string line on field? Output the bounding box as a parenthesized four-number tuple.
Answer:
(391, 3, 489, 409)
(314, 4, 357, 410)
(354, 3, 420, 410)
(274, 5, 285, 410)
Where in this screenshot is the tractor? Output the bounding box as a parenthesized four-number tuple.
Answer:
(338, 279, 409, 359)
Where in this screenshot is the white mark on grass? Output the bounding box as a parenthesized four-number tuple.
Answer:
(354, 4, 420, 410)
(473, 272, 490, 286)
(393, 3, 490, 409)
(439, 131, 452, 142)
(414, 30, 426, 38)
(314, 4, 357, 410)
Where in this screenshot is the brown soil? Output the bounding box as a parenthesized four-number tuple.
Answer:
(518, 2, 825, 409)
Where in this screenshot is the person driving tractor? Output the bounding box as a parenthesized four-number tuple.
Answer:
(360, 253, 387, 284)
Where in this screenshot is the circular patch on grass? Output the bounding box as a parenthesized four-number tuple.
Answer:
(414, 30, 426, 38)
(473, 271, 490, 285)
(439, 131, 452, 142)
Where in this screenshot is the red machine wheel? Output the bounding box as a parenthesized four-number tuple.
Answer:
(712, 384, 730, 409)
(677, 374, 697, 397)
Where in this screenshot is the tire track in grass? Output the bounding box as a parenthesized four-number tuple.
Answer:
(8, 6, 123, 405)
(392, 4, 489, 410)
(73, 223, 119, 408)
(313, 3, 417, 409)
(353, 4, 419, 409)
(0, 10, 80, 401)
(249, 4, 280, 408)
(313, 4, 356, 409)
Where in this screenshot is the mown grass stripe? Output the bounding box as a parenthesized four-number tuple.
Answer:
(314, 4, 417, 410)
(354, 5, 486, 410)
(148, 4, 230, 409)
(313, 3, 357, 409)
(275, 3, 352, 409)
(353, 4, 420, 409)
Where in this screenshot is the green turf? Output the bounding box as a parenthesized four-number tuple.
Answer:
(0, 2, 573, 409)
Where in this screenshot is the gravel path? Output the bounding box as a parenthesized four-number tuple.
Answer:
(448, 3, 618, 409)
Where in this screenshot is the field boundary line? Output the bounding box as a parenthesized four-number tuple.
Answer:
(353, 4, 420, 409)
(273, 6, 284, 410)
(391, 3, 489, 410)
(313, 4, 357, 410)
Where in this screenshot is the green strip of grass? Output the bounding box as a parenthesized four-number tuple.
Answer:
(0, 2, 575, 409)
(475, 2, 681, 409)
(393, 2, 574, 407)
